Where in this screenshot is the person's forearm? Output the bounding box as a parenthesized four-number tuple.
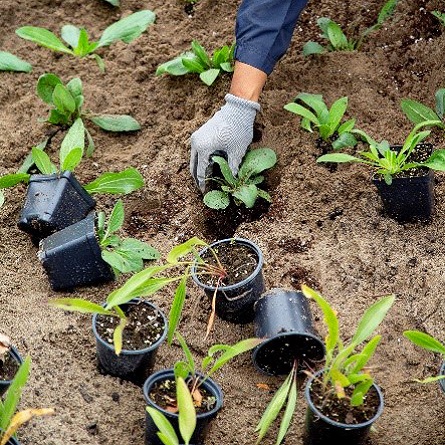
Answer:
(229, 61, 267, 102)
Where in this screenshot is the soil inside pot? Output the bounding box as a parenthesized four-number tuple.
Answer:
(149, 377, 217, 415)
(197, 243, 258, 287)
(0, 352, 19, 381)
(309, 379, 380, 425)
(95, 302, 165, 351)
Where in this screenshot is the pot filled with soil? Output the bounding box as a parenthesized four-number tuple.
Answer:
(304, 369, 384, 445)
(252, 289, 325, 376)
(191, 238, 264, 324)
(38, 211, 114, 291)
(0, 346, 23, 397)
(92, 299, 167, 385)
(143, 369, 223, 445)
(18, 171, 96, 241)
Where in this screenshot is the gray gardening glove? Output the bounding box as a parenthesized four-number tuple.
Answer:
(190, 93, 261, 192)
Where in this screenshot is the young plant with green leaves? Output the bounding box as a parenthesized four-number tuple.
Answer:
(203, 148, 277, 210)
(317, 120, 445, 185)
(403, 331, 445, 384)
(303, 0, 399, 55)
(36, 73, 141, 155)
(156, 40, 234, 86)
(284, 93, 357, 150)
(0, 357, 54, 445)
(16, 10, 155, 71)
(401, 89, 445, 129)
(302, 285, 395, 408)
(0, 51, 32, 72)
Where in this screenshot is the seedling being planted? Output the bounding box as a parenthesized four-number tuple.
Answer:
(35, 73, 141, 155)
(284, 93, 357, 151)
(16, 10, 155, 71)
(156, 40, 234, 86)
(303, 0, 399, 55)
(0, 51, 32, 72)
(203, 148, 277, 210)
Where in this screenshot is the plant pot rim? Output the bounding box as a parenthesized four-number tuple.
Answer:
(143, 368, 223, 418)
(191, 237, 263, 292)
(1, 347, 23, 384)
(305, 369, 384, 429)
(92, 298, 167, 356)
(371, 168, 433, 184)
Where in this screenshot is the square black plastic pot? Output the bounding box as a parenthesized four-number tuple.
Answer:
(92, 299, 167, 385)
(38, 212, 114, 291)
(191, 238, 265, 324)
(143, 369, 223, 445)
(0, 347, 23, 397)
(252, 289, 324, 376)
(304, 370, 384, 445)
(18, 171, 96, 241)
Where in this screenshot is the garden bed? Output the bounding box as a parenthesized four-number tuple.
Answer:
(1, 0, 445, 444)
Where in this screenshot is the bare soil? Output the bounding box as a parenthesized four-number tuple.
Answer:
(1, 0, 445, 444)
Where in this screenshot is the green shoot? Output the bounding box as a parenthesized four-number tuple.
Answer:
(0, 51, 32, 72)
(401, 89, 445, 129)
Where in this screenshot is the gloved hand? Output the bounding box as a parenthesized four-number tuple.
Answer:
(190, 93, 261, 192)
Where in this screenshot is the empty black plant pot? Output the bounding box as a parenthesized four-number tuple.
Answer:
(143, 369, 223, 445)
(252, 289, 325, 376)
(304, 370, 384, 445)
(18, 171, 96, 240)
(191, 238, 265, 324)
(92, 299, 167, 385)
(38, 212, 114, 291)
(0, 347, 23, 397)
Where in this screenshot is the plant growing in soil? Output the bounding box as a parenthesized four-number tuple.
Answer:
(284, 93, 357, 151)
(0, 51, 32, 72)
(401, 89, 445, 129)
(16, 10, 155, 71)
(432, 11, 445, 27)
(303, 0, 399, 55)
(203, 148, 277, 210)
(317, 121, 445, 184)
(403, 330, 445, 384)
(0, 356, 54, 445)
(156, 40, 234, 86)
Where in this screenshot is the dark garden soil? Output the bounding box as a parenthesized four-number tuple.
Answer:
(1, 0, 445, 444)
(0, 352, 20, 381)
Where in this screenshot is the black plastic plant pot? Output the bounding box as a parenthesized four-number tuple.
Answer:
(38, 212, 114, 291)
(0, 430, 20, 445)
(252, 289, 325, 376)
(92, 299, 167, 385)
(0, 347, 23, 397)
(18, 170, 96, 240)
(303, 371, 384, 445)
(143, 369, 223, 445)
(191, 238, 265, 324)
(373, 170, 434, 223)
(440, 362, 445, 394)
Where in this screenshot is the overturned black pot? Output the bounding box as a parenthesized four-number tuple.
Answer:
(191, 238, 264, 324)
(0, 347, 23, 397)
(92, 299, 167, 385)
(252, 289, 324, 376)
(304, 370, 384, 445)
(38, 211, 114, 291)
(143, 369, 223, 445)
(18, 171, 96, 240)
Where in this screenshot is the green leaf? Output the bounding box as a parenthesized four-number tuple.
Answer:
(156, 54, 191, 76)
(75, 28, 92, 56)
(0, 173, 30, 189)
(146, 408, 178, 445)
(191, 40, 211, 68)
(176, 332, 195, 376)
(238, 148, 277, 178)
(424, 149, 445, 171)
(66, 77, 83, 102)
(211, 156, 236, 186)
(18, 139, 47, 174)
(0, 191, 4, 208)
(337, 118, 356, 134)
(60, 118, 85, 169)
(203, 190, 230, 210)
(219, 61, 233, 72)
(36, 73, 63, 104)
(52, 83, 76, 114)
(232, 184, 258, 208)
(200, 68, 220, 86)
(98, 10, 156, 47)
(302, 41, 325, 56)
(49, 298, 112, 316)
(177, 377, 196, 444)
(48, 109, 69, 125)
(377, 0, 399, 24)
(401, 98, 440, 125)
(168, 276, 187, 344)
(332, 132, 357, 150)
(85, 128, 95, 157)
(90, 114, 141, 132)
(16, 26, 74, 54)
(94, 54, 106, 72)
(284, 102, 319, 126)
(404, 330, 445, 355)
(415, 375, 445, 384)
(326, 21, 349, 50)
(435, 89, 445, 120)
(113, 316, 128, 355)
(105, 199, 125, 237)
(60, 24, 80, 49)
(0, 51, 32, 72)
(166, 237, 208, 263)
(119, 238, 160, 260)
(32, 147, 56, 175)
(102, 249, 143, 274)
(181, 56, 206, 74)
(350, 379, 374, 406)
(276, 377, 297, 445)
(317, 153, 360, 163)
(328, 96, 348, 133)
(104, 0, 120, 5)
(256, 188, 272, 202)
(349, 335, 381, 373)
(83, 167, 144, 195)
(61, 147, 83, 172)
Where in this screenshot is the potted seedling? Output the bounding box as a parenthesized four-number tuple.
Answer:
(301, 285, 395, 445)
(284, 93, 357, 154)
(143, 332, 262, 445)
(16, 10, 156, 71)
(317, 120, 445, 222)
(403, 330, 445, 393)
(156, 40, 234, 86)
(303, 0, 399, 55)
(0, 335, 23, 397)
(0, 51, 31, 72)
(39, 199, 159, 291)
(203, 148, 277, 210)
(0, 356, 54, 445)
